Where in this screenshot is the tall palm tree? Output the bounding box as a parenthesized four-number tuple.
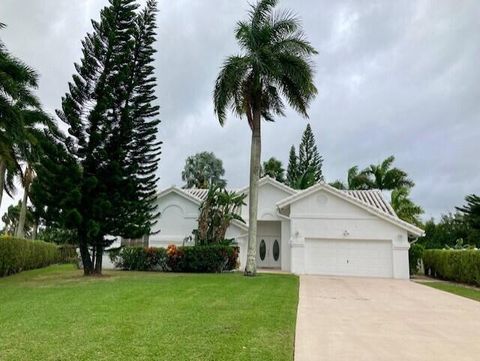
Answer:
(214, 0, 317, 275)
(14, 109, 57, 238)
(362, 156, 414, 191)
(0, 22, 42, 209)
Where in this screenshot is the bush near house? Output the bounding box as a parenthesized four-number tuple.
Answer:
(167, 244, 239, 273)
(111, 246, 167, 271)
(409, 243, 425, 275)
(0, 236, 65, 277)
(112, 245, 239, 273)
(423, 249, 480, 286)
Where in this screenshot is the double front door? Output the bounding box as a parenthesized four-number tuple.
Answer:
(257, 236, 281, 268)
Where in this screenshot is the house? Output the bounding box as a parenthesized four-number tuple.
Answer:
(150, 177, 424, 279)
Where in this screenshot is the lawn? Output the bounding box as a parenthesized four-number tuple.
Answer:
(418, 281, 480, 302)
(0, 265, 299, 361)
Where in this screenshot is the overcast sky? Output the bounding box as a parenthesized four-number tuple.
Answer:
(1, 0, 479, 222)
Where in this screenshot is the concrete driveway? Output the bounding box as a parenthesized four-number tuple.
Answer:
(295, 276, 480, 361)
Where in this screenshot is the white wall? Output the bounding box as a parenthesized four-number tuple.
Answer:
(149, 192, 199, 247)
(149, 190, 249, 270)
(242, 182, 293, 221)
(288, 189, 410, 279)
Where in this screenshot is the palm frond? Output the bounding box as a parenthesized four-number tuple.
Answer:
(214, 55, 250, 125)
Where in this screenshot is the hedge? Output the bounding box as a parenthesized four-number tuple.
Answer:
(0, 236, 68, 277)
(409, 243, 424, 276)
(112, 244, 239, 273)
(423, 249, 480, 286)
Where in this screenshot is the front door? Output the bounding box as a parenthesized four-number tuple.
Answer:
(257, 236, 281, 268)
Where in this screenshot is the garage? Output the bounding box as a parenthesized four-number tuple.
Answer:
(304, 238, 393, 278)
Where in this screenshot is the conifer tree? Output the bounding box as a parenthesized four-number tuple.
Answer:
(34, 0, 161, 275)
(298, 123, 323, 183)
(286, 145, 298, 187)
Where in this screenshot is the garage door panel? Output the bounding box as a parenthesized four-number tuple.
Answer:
(305, 239, 393, 278)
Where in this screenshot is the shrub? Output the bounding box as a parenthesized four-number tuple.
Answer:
(409, 243, 424, 276)
(167, 244, 239, 273)
(58, 244, 78, 264)
(0, 236, 63, 277)
(423, 249, 480, 286)
(112, 246, 167, 271)
(113, 245, 239, 273)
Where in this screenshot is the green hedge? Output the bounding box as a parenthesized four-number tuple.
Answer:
(423, 249, 480, 286)
(409, 243, 425, 275)
(112, 245, 239, 273)
(0, 236, 65, 277)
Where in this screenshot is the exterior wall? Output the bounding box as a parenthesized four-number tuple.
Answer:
(226, 226, 248, 270)
(281, 220, 291, 271)
(288, 189, 410, 279)
(240, 182, 295, 271)
(149, 190, 249, 270)
(242, 183, 293, 221)
(149, 192, 199, 247)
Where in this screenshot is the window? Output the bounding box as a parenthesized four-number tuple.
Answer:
(259, 239, 266, 261)
(273, 240, 280, 261)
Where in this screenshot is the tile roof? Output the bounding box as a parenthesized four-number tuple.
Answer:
(183, 188, 209, 201)
(183, 187, 397, 218)
(341, 190, 397, 217)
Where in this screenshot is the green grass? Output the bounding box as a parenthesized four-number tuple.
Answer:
(0, 265, 299, 361)
(418, 281, 480, 302)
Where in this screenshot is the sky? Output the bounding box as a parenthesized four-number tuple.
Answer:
(1, 0, 479, 222)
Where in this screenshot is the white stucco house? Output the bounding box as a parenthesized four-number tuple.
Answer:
(149, 177, 424, 279)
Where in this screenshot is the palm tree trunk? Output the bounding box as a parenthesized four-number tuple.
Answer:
(0, 158, 6, 210)
(15, 181, 29, 238)
(244, 111, 261, 276)
(32, 219, 38, 240)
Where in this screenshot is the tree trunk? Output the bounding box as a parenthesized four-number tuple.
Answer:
(244, 111, 261, 276)
(15, 181, 29, 239)
(0, 158, 6, 210)
(78, 229, 94, 275)
(32, 219, 38, 240)
(94, 243, 103, 275)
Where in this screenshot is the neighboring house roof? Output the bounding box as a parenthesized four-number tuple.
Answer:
(277, 182, 424, 237)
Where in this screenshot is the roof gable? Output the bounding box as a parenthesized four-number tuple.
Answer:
(157, 186, 202, 206)
(239, 176, 297, 196)
(156, 187, 248, 232)
(277, 182, 424, 237)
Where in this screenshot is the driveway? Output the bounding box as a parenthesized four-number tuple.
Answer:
(295, 276, 480, 361)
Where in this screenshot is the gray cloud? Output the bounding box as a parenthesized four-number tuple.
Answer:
(1, 0, 479, 222)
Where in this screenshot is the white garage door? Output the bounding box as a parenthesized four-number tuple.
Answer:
(305, 238, 393, 278)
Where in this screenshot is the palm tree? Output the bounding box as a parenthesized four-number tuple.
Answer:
(330, 166, 371, 190)
(262, 157, 285, 183)
(181, 151, 226, 189)
(391, 187, 423, 227)
(214, 0, 317, 275)
(14, 109, 57, 238)
(0, 22, 42, 210)
(362, 156, 414, 191)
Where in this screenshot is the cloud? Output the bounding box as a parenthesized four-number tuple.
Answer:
(1, 0, 479, 222)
